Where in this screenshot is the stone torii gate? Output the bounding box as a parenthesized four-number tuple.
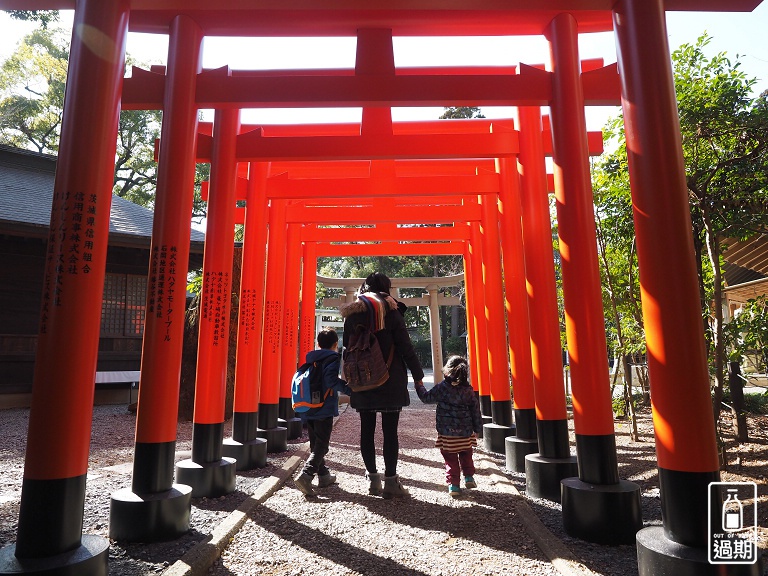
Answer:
(317, 273, 465, 375)
(0, 2, 763, 576)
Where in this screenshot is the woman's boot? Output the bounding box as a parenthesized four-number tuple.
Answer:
(383, 475, 410, 499)
(366, 472, 383, 496)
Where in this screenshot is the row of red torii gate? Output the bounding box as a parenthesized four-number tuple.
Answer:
(0, 1, 761, 576)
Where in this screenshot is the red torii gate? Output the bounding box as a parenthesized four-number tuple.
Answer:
(193, 110, 622, 528)
(0, 1, 761, 575)
(193, 119, 602, 459)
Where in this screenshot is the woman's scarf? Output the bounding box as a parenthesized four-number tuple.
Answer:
(357, 291, 392, 332)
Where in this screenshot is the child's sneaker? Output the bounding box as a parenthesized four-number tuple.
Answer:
(317, 473, 337, 488)
(295, 472, 316, 496)
(448, 484, 462, 498)
(464, 476, 477, 489)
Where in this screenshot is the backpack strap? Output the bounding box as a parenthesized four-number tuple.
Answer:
(351, 323, 394, 367)
(384, 342, 394, 367)
(313, 354, 339, 389)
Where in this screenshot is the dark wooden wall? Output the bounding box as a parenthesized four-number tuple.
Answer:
(0, 235, 150, 396)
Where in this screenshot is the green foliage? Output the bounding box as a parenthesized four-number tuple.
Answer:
(443, 336, 467, 358)
(674, 35, 768, 244)
(592, 115, 646, 362)
(0, 24, 210, 218)
(6, 10, 59, 28)
(113, 104, 162, 206)
(0, 27, 68, 153)
(744, 392, 768, 415)
(672, 35, 768, 396)
(192, 152, 210, 222)
(612, 393, 646, 419)
(439, 107, 485, 119)
(725, 296, 768, 372)
(412, 339, 433, 368)
(593, 34, 768, 393)
(719, 388, 768, 415)
(187, 271, 202, 295)
(316, 253, 466, 344)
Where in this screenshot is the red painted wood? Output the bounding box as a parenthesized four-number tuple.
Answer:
(135, 15, 203, 444)
(25, 0, 130, 480)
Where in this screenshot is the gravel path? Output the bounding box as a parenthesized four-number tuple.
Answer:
(203, 383, 640, 576)
(2, 376, 766, 576)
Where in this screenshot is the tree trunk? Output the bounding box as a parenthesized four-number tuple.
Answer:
(178, 295, 199, 421)
(703, 216, 726, 427)
(623, 354, 639, 442)
(595, 214, 639, 439)
(729, 361, 749, 443)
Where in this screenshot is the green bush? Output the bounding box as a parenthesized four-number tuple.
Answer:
(744, 391, 768, 415)
(717, 389, 768, 415)
(410, 338, 470, 370)
(412, 340, 432, 368)
(443, 336, 468, 358)
(612, 393, 646, 418)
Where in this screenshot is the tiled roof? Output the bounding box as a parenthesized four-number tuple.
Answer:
(0, 144, 205, 246)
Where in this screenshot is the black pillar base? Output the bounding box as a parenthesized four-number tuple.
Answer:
(174, 457, 236, 498)
(258, 403, 279, 430)
(480, 394, 491, 417)
(278, 417, 303, 440)
(514, 408, 537, 440)
(108, 484, 192, 542)
(256, 426, 288, 453)
(524, 453, 578, 503)
(490, 400, 514, 427)
(483, 423, 515, 454)
(561, 477, 642, 545)
(222, 437, 268, 470)
(637, 525, 762, 576)
(505, 436, 539, 473)
(0, 534, 108, 576)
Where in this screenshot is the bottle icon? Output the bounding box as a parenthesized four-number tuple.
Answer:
(722, 489, 743, 532)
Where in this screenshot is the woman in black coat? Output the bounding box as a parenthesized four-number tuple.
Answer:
(340, 272, 424, 498)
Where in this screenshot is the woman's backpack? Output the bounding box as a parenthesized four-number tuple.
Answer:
(342, 324, 395, 392)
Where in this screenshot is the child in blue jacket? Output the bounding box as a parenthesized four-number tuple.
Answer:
(295, 329, 350, 497)
(415, 355, 482, 498)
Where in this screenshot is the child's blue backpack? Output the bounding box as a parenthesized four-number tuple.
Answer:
(291, 356, 334, 413)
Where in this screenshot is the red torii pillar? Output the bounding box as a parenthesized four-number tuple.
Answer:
(278, 223, 304, 439)
(462, 248, 481, 408)
(299, 236, 319, 362)
(468, 222, 492, 426)
(547, 14, 641, 544)
(517, 106, 578, 502)
(258, 199, 289, 452)
(613, 2, 750, 573)
(478, 194, 515, 453)
(496, 156, 539, 471)
(1, 2, 129, 573)
(175, 106, 239, 497)
(109, 14, 201, 542)
(222, 162, 268, 470)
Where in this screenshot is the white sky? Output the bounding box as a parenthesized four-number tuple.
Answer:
(1, 5, 766, 132)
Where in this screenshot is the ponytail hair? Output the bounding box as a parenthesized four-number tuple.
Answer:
(359, 272, 392, 295)
(443, 355, 469, 386)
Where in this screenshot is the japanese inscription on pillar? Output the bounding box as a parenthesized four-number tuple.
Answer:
(200, 271, 230, 346)
(148, 244, 179, 341)
(239, 289, 260, 345)
(264, 299, 281, 354)
(40, 190, 98, 334)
